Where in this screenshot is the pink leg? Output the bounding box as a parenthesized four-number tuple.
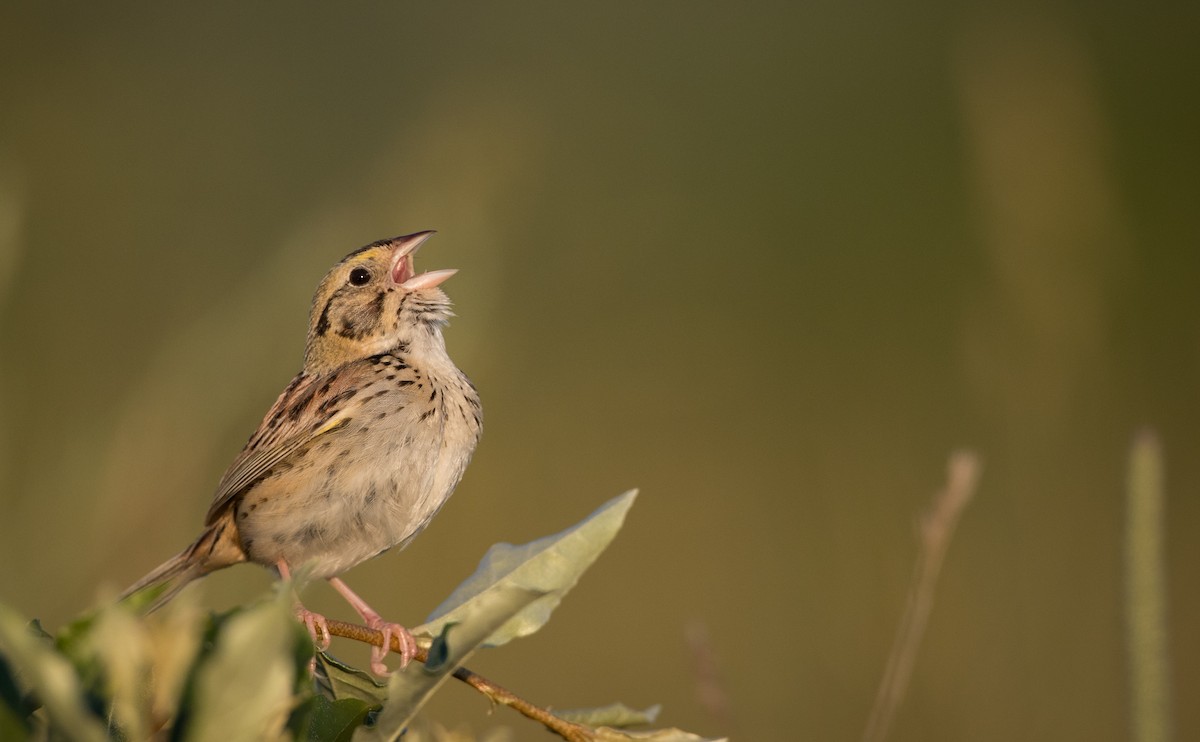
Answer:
(276, 559, 331, 651)
(328, 576, 416, 675)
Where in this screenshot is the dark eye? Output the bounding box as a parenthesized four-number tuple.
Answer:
(348, 267, 372, 286)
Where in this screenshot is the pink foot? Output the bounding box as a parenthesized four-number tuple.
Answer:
(296, 605, 332, 651)
(364, 618, 417, 676)
(328, 576, 415, 676)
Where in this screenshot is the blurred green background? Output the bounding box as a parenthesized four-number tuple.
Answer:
(1, 3, 1198, 740)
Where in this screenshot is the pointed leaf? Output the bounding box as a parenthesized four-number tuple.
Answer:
(416, 490, 637, 647)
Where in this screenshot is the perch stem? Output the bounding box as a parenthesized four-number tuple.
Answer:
(322, 618, 595, 742)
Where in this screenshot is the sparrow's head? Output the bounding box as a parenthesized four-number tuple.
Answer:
(304, 231, 457, 373)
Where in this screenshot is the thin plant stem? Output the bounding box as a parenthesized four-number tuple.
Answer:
(322, 618, 595, 742)
(862, 450, 980, 742)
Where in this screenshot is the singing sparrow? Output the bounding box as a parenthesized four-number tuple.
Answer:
(120, 231, 482, 674)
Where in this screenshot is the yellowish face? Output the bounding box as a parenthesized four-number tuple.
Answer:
(303, 235, 455, 372)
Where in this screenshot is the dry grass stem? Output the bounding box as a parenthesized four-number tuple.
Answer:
(1125, 430, 1173, 742)
(862, 450, 980, 742)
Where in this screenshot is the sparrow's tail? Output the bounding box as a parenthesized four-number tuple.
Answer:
(119, 514, 247, 613)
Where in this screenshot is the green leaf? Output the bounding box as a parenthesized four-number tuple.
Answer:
(51, 611, 96, 656)
(184, 593, 308, 742)
(0, 603, 107, 742)
(300, 695, 372, 742)
(555, 702, 661, 727)
(79, 602, 152, 741)
(314, 651, 389, 708)
(355, 585, 544, 742)
(415, 490, 638, 648)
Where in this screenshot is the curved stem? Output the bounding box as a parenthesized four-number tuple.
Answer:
(321, 618, 594, 742)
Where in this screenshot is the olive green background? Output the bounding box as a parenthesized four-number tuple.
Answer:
(1, 3, 1198, 740)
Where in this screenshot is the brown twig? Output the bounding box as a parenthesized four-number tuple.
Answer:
(862, 450, 981, 742)
(322, 618, 595, 742)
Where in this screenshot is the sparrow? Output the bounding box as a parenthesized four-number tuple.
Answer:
(120, 231, 482, 674)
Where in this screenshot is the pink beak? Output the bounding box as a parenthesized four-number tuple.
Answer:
(388, 231, 458, 289)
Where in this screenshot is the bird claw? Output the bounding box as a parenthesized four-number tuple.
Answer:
(296, 606, 332, 651)
(367, 618, 416, 676)
(326, 576, 416, 676)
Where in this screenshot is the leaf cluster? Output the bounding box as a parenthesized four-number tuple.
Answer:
(0, 492, 723, 741)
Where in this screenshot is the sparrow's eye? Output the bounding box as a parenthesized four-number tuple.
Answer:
(348, 267, 372, 286)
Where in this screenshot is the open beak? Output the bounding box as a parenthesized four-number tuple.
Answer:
(388, 230, 458, 289)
